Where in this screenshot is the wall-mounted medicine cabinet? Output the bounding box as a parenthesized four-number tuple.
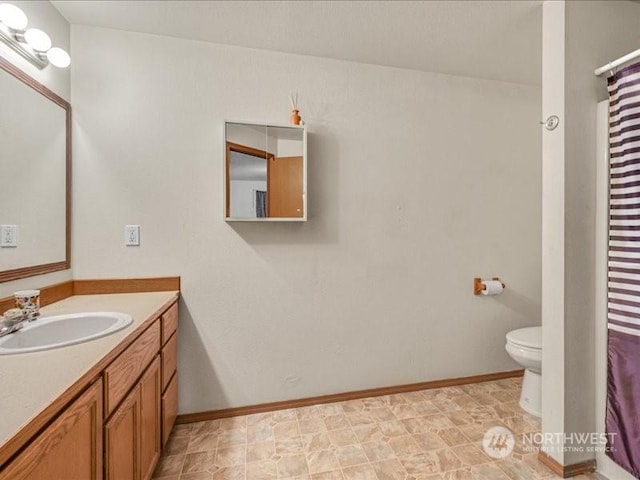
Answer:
(224, 121, 307, 222)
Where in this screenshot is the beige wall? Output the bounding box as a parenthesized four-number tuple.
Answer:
(541, 0, 640, 469)
(70, 25, 541, 413)
(541, 0, 566, 463)
(0, 0, 71, 299)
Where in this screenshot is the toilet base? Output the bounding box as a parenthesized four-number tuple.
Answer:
(519, 369, 541, 417)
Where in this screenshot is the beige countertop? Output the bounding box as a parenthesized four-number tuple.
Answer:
(0, 291, 178, 450)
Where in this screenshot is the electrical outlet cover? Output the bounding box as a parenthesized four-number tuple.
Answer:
(1, 225, 17, 248)
(125, 225, 140, 246)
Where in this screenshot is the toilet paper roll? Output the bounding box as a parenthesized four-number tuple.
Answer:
(481, 280, 503, 296)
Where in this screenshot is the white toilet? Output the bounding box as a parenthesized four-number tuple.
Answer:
(505, 326, 542, 417)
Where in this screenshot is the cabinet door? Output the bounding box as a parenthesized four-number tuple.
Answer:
(0, 379, 103, 480)
(140, 356, 162, 480)
(105, 384, 140, 480)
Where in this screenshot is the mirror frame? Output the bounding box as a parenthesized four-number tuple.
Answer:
(0, 56, 71, 283)
(223, 120, 307, 222)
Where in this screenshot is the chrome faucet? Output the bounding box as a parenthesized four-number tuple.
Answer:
(0, 310, 29, 337)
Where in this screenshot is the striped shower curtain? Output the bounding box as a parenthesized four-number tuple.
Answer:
(606, 61, 640, 479)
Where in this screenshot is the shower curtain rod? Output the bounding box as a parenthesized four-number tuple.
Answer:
(595, 48, 640, 76)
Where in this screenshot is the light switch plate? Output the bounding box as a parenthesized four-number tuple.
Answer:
(125, 225, 140, 246)
(1, 225, 17, 247)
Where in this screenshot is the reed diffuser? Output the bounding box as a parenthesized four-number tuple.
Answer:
(289, 93, 301, 125)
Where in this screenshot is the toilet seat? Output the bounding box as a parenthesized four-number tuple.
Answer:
(506, 326, 541, 350)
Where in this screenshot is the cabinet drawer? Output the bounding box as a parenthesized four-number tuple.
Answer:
(105, 320, 160, 417)
(161, 333, 177, 391)
(161, 302, 178, 345)
(161, 372, 178, 447)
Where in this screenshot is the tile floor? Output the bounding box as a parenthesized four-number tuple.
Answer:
(153, 377, 602, 480)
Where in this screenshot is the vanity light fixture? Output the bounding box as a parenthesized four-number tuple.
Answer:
(0, 3, 70, 69)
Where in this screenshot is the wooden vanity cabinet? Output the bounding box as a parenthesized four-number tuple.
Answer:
(162, 374, 178, 446)
(160, 303, 178, 447)
(140, 356, 162, 480)
(0, 299, 178, 480)
(105, 383, 139, 480)
(104, 320, 160, 417)
(105, 356, 161, 480)
(104, 299, 176, 480)
(0, 379, 103, 480)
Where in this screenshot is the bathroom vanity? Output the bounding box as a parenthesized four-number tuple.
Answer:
(0, 43, 180, 480)
(0, 288, 179, 480)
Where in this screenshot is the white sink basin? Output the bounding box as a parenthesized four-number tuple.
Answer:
(0, 312, 133, 355)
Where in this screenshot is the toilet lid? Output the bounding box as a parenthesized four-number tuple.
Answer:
(506, 326, 541, 349)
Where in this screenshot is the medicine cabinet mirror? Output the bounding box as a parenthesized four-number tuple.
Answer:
(224, 121, 307, 221)
(0, 56, 70, 283)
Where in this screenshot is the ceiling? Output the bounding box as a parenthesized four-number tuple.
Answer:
(52, 0, 542, 85)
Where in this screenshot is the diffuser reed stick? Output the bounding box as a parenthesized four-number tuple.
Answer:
(289, 92, 301, 125)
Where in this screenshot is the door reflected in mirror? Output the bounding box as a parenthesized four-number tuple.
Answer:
(225, 122, 306, 221)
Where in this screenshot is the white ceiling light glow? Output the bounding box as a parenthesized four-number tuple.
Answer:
(46, 47, 70, 68)
(0, 3, 27, 30)
(24, 28, 51, 51)
(0, 3, 70, 69)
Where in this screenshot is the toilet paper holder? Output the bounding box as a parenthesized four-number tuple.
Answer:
(474, 277, 506, 295)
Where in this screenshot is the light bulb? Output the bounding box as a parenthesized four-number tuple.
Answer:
(24, 28, 51, 51)
(46, 47, 70, 68)
(0, 3, 28, 30)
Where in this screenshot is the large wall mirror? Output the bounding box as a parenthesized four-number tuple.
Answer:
(0, 56, 70, 283)
(225, 121, 307, 221)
